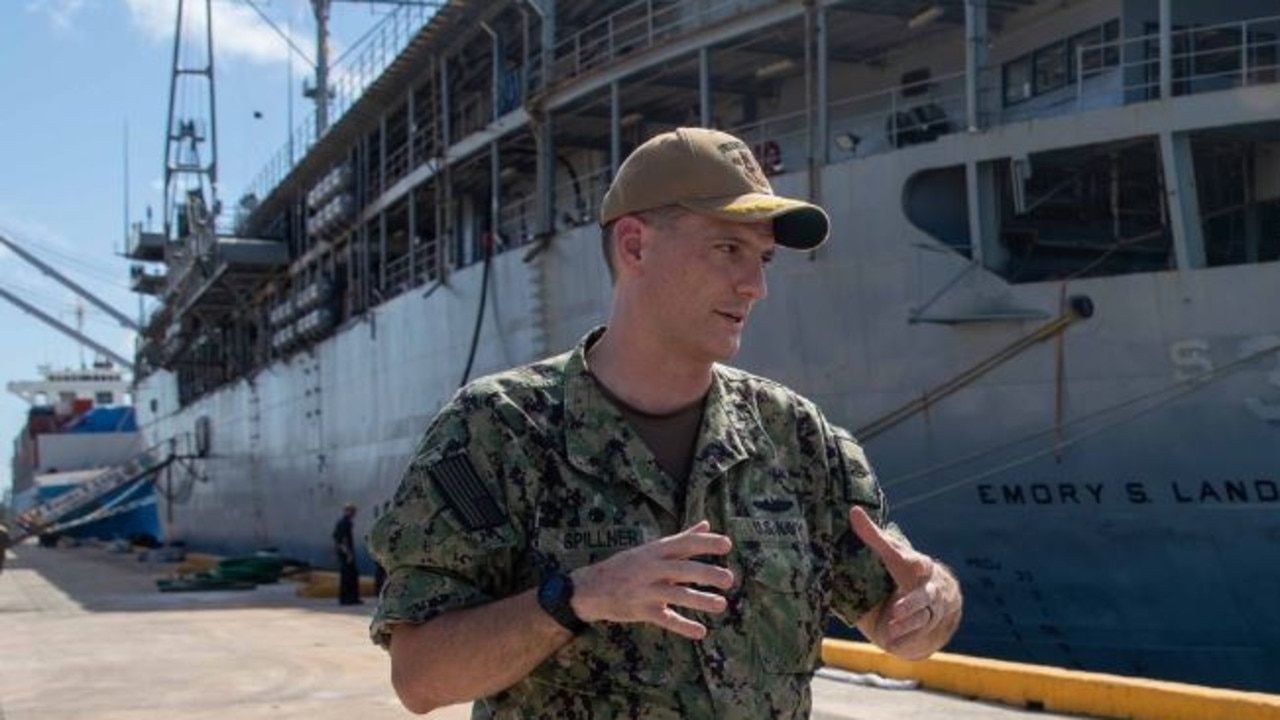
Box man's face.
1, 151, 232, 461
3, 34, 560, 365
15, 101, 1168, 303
638, 210, 775, 365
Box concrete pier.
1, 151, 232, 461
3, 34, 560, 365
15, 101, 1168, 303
0, 542, 1084, 720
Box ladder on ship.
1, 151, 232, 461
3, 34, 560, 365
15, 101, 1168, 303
12, 441, 179, 543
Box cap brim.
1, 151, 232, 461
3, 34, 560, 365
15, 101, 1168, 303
680, 193, 830, 250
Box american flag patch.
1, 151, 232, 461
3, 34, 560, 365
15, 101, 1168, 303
429, 454, 506, 531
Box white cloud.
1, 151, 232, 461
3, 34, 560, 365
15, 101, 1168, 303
122, 0, 172, 40
125, 0, 309, 69
25, 0, 90, 31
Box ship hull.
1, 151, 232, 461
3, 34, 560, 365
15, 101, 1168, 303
131, 0, 1280, 693
138, 139, 1280, 692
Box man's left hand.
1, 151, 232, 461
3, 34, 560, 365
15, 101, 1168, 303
849, 506, 962, 660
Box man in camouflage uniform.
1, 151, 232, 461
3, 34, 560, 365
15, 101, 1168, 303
370, 127, 963, 718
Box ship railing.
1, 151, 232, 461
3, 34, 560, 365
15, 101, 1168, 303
452, 92, 494, 143
382, 236, 444, 298
724, 108, 810, 176
1025, 14, 1280, 122
384, 252, 413, 293
554, 165, 613, 233
243, 3, 437, 208
553, 0, 772, 86
412, 117, 442, 169
385, 137, 413, 191
828, 70, 968, 160
1149, 14, 1280, 94
499, 194, 540, 247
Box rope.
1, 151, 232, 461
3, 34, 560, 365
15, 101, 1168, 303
856, 298, 1091, 441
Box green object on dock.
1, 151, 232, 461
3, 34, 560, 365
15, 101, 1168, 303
156, 554, 310, 592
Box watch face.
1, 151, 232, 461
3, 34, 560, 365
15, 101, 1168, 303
539, 573, 567, 604
538, 571, 586, 633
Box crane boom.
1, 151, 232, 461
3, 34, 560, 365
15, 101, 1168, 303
0, 286, 135, 371
0, 231, 139, 331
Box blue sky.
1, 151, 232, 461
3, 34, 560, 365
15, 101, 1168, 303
0, 0, 398, 500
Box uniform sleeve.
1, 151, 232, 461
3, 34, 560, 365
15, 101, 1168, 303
368, 388, 523, 649
824, 422, 907, 627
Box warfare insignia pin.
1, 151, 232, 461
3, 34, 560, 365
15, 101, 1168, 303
752, 496, 795, 513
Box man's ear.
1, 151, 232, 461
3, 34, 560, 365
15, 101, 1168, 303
612, 215, 646, 271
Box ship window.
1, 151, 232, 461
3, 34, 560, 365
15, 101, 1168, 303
1067, 27, 1102, 79
1033, 41, 1068, 94
95, 392, 114, 405
1003, 19, 1120, 106
1003, 54, 1033, 105
1068, 21, 1119, 78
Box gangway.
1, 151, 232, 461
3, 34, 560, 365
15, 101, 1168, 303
13, 441, 178, 542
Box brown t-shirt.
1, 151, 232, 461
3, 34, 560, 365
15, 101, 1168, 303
592, 378, 706, 483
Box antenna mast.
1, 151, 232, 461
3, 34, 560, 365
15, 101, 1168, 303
305, 0, 334, 138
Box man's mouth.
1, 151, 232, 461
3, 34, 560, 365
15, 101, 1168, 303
717, 310, 745, 324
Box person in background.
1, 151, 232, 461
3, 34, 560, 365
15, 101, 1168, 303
333, 503, 361, 605
370, 502, 388, 597
0, 522, 10, 575
370, 127, 963, 718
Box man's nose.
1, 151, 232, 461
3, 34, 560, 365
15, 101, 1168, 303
736, 260, 768, 300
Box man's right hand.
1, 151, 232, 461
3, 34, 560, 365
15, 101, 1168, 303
568, 520, 735, 640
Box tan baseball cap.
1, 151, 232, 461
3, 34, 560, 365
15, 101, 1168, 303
599, 127, 830, 250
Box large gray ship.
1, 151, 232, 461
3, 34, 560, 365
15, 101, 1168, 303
124, 0, 1279, 694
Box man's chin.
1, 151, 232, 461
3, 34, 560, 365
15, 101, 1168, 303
710, 337, 742, 363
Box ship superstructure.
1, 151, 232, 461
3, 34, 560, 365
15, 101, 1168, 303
125, 0, 1280, 692
9, 362, 134, 496
6, 361, 166, 543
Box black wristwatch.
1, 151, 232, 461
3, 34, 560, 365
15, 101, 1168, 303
537, 570, 588, 634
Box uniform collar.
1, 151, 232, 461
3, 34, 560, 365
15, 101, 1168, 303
563, 328, 764, 517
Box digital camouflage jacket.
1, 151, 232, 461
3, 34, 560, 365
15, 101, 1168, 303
369, 330, 900, 719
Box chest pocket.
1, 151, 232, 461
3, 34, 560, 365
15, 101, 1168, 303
730, 516, 821, 675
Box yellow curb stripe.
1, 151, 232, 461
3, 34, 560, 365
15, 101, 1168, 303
821, 639, 1280, 720
294, 570, 378, 598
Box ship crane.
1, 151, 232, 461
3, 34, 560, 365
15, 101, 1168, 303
158, 0, 446, 249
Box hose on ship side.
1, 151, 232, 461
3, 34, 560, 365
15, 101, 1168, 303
458, 234, 494, 388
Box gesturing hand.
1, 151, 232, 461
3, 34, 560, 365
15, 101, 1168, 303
569, 520, 736, 640
849, 506, 961, 659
